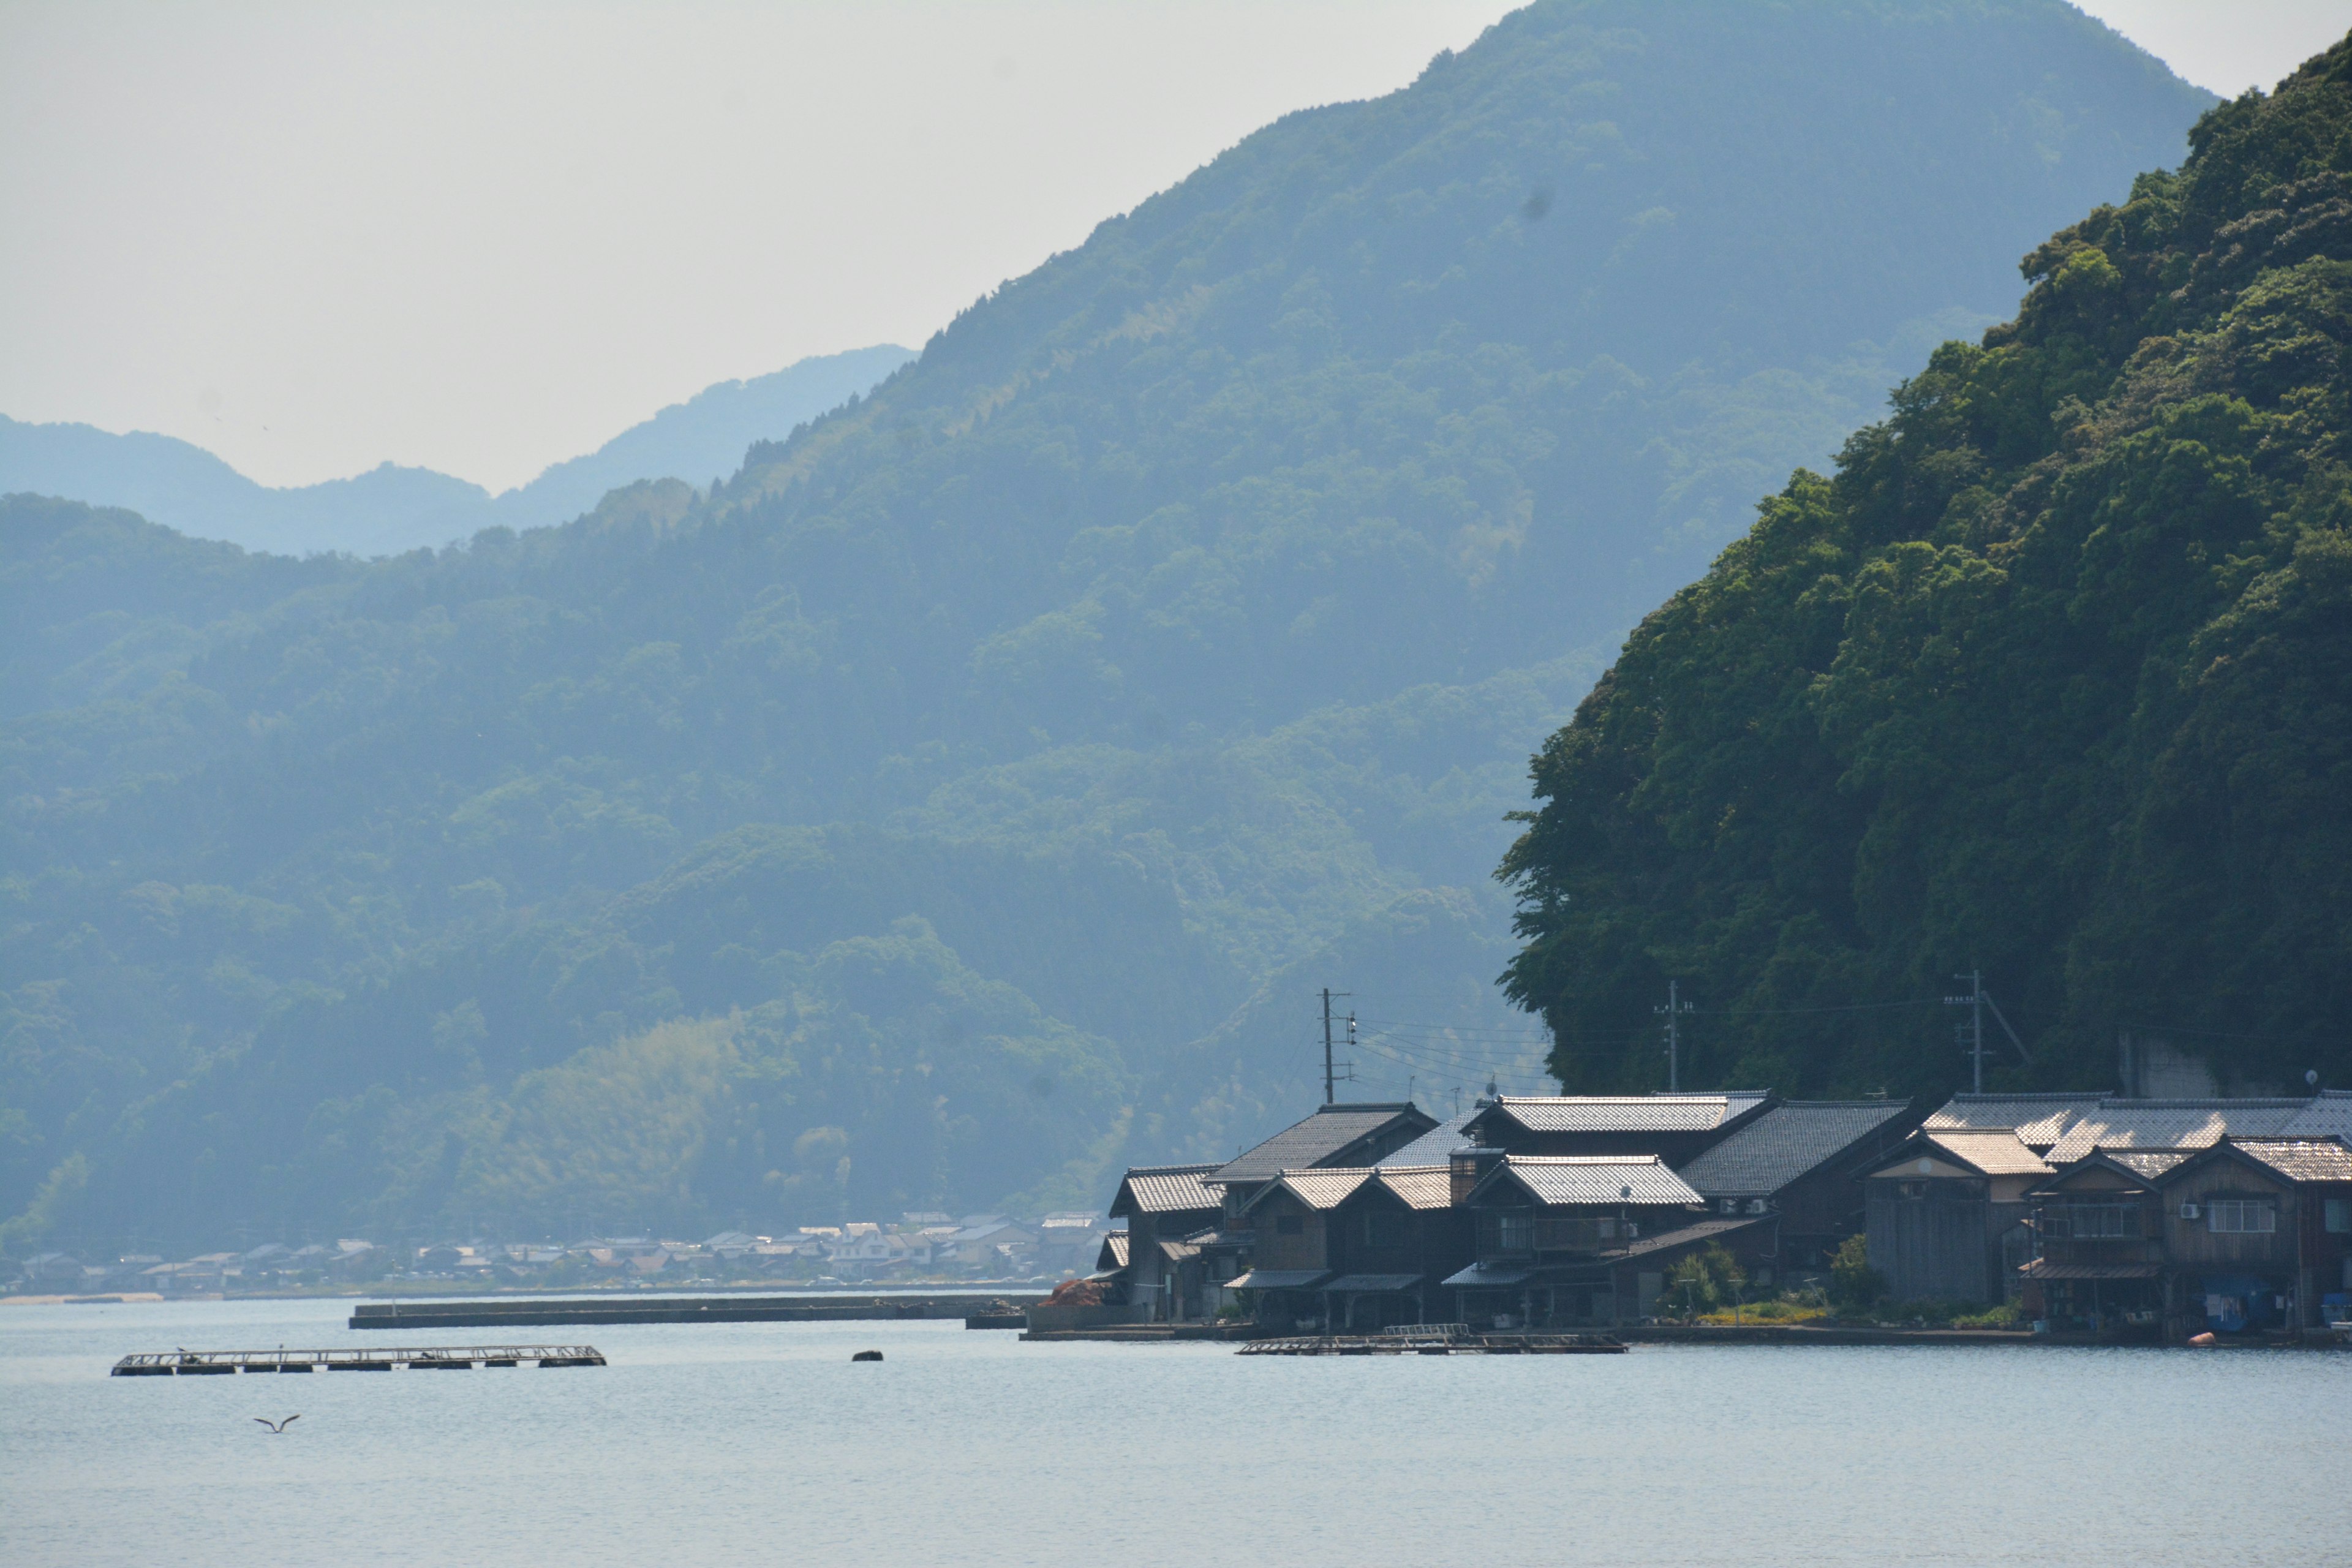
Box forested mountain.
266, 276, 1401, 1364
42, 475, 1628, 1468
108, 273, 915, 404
1, 0, 2210, 1250
1504, 31, 2352, 1102
0, 345, 913, 559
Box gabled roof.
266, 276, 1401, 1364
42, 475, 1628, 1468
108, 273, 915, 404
1109, 1164, 1222, 1219
1098, 1232, 1130, 1271
2185, 1136, 2352, 1185
1476, 1154, 1702, 1207
1208, 1104, 1436, 1186
2043, 1099, 2305, 1163
2102, 1149, 2193, 1180
1924, 1093, 2108, 1151
1241, 1167, 1374, 1215
2280, 1091, 2352, 1142
1376, 1109, 1477, 1167
1875, 1128, 2052, 1178
1679, 1101, 1916, 1198
1374, 1166, 1455, 1211
2027, 1148, 2179, 1195
1477, 1092, 1771, 1136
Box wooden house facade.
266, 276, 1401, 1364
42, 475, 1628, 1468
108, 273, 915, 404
1863, 1128, 2051, 1303
2016, 1150, 2180, 1337
1104, 1164, 1221, 1322
2154, 1138, 2352, 1337
1448, 1152, 1773, 1327
1676, 1100, 1920, 1275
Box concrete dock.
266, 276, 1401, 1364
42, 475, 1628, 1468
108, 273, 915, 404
350, 1292, 1044, 1330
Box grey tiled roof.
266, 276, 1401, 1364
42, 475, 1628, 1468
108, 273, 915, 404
1924, 1093, 2108, 1150
1378, 1109, 1477, 1167
2044, 1100, 2304, 1163
1210, 1104, 1431, 1185
2280, 1091, 2352, 1141
1487, 1093, 1770, 1134
1490, 1155, 1702, 1206
1243, 1168, 1374, 1213
2222, 1137, 2352, 1183
1679, 1101, 1915, 1197
1913, 1129, 2056, 1177
1109, 1164, 1222, 1218
2101, 1149, 2192, 1179
1374, 1166, 1455, 1210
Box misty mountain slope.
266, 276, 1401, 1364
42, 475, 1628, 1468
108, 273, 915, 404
1501, 29, 2352, 1101
0, 345, 913, 558
0, 0, 2213, 1246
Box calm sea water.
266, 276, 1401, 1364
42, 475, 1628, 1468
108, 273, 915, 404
4, 1298, 2346, 1567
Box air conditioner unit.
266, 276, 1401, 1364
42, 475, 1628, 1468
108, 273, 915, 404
2179, 1203, 2201, 1220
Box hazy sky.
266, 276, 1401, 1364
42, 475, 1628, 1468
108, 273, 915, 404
2, 1, 2344, 493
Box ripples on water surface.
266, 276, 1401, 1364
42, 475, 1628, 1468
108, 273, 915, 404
4, 1298, 2347, 1566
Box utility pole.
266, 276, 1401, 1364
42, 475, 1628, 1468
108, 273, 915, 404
1947, 969, 2032, 1091
1321, 988, 1351, 1104
1949, 968, 1988, 1093
1656, 981, 1692, 1093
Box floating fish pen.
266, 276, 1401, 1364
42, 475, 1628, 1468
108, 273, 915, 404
1239, 1324, 1625, 1356
111, 1346, 606, 1376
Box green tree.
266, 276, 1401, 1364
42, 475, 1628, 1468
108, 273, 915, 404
1828, 1235, 1887, 1314
1502, 33, 2352, 1101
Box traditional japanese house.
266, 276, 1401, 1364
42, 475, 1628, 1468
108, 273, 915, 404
1461, 1093, 1773, 1164
1227, 1164, 1472, 1330
1447, 1152, 1768, 1327
1104, 1164, 1220, 1322
2156, 1136, 2352, 1338
1676, 1099, 1921, 1276
1196, 1101, 1437, 1310
1863, 1127, 2052, 1303
2018, 1149, 2183, 1338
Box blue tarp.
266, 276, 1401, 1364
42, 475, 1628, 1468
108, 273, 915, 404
2200, 1274, 2275, 1332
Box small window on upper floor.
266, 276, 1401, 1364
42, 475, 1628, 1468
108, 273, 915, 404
2323, 1198, 2350, 1235
2207, 1199, 2276, 1234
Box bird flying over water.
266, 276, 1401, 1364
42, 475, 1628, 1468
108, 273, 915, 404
254, 1415, 300, 1433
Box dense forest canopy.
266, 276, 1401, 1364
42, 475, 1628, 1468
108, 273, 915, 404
1502, 31, 2352, 1101
0, 0, 2209, 1250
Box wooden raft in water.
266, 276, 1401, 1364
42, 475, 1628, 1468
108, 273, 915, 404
1239, 1325, 1625, 1356
111, 1345, 606, 1376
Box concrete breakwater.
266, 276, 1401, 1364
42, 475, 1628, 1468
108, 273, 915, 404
350, 1292, 1044, 1330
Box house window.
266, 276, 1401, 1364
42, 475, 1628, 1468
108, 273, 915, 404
1358, 1212, 1409, 1250
1898, 1181, 1928, 1200
1275, 1214, 1303, 1237
1479, 1210, 1533, 1256
2326, 1199, 2351, 1235
2207, 1200, 2276, 1234
2042, 1203, 2138, 1239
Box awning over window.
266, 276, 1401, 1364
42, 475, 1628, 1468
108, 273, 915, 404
1442, 1262, 1532, 1289
2022, 1261, 2162, 1280
1321, 1273, 1423, 1294
1226, 1269, 1330, 1291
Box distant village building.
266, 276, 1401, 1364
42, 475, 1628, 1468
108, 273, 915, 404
1093, 1091, 1923, 1332
1864, 1090, 2352, 1336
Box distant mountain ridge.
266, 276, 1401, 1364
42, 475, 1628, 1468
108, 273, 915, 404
0, 344, 915, 557
1, 0, 2217, 1251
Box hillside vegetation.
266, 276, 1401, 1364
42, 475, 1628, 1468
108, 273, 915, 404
0, 0, 2209, 1248
1503, 32, 2352, 1099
